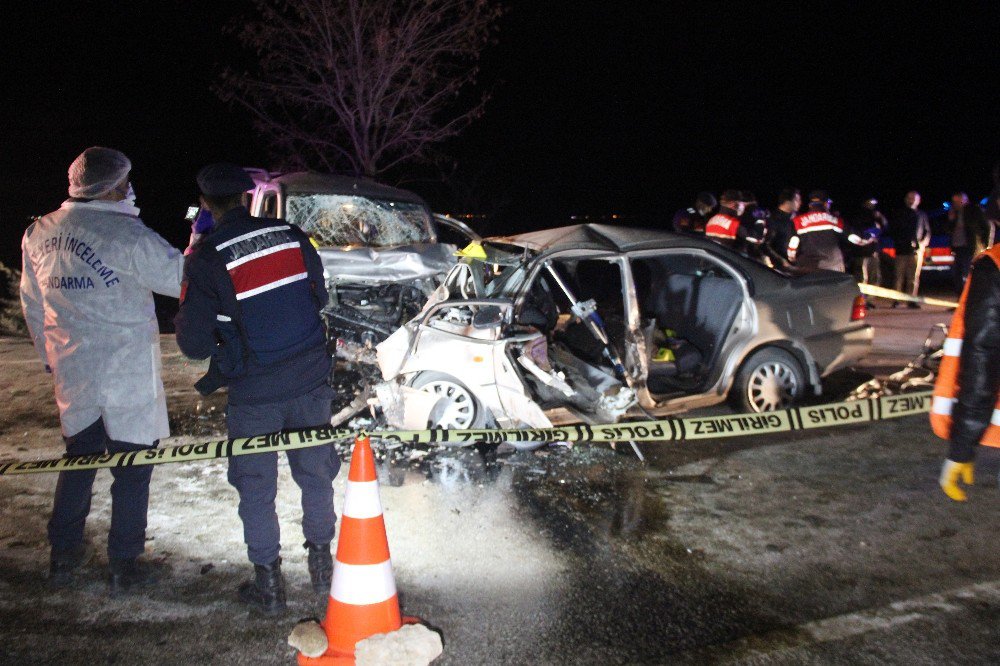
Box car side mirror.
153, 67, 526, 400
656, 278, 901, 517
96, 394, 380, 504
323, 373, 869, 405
472, 305, 503, 329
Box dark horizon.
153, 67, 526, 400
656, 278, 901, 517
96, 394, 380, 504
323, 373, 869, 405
2, 1, 999, 268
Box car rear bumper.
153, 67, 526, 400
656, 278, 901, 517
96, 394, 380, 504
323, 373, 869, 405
815, 323, 874, 376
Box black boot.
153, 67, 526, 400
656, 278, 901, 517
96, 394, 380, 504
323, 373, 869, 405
49, 542, 94, 589
108, 557, 159, 596
304, 541, 333, 595
238, 558, 287, 616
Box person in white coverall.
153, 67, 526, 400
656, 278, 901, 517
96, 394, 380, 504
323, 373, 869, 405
20, 147, 184, 592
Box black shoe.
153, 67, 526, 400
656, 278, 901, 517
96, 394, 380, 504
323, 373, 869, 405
49, 543, 94, 588
108, 557, 160, 596
238, 558, 287, 616
907, 302, 921, 309
304, 541, 333, 595
890, 301, 899, 309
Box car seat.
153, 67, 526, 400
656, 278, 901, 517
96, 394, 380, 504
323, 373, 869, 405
645, 273, 742, 392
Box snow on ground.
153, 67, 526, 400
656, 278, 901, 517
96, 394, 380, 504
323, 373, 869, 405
0, 335, 570, 664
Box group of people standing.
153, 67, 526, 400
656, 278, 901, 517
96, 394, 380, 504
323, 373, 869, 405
674, 187, 997, 299
20, 148, 335, 616
674, 188, 877, 274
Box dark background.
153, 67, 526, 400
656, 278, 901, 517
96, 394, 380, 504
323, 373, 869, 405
2, 1, 999, 269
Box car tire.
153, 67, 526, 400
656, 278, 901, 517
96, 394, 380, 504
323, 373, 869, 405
410, 371, 486, 429
730, 347, 805, 413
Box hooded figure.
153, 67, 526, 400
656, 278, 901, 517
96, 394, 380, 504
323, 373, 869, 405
20, 146, 184, 591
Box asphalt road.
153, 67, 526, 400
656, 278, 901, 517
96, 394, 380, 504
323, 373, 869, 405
0, 299, 996, 664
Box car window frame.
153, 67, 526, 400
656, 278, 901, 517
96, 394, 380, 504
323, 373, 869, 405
512, 249, 625, 321
433, 213, 482, 245
625, 246, 752, 299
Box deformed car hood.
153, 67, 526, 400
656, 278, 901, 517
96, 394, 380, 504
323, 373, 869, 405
318, 242, 456, 283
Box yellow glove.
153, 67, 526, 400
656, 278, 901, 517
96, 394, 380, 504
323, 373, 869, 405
653, 347, 675, 362
939, 460, 974, 502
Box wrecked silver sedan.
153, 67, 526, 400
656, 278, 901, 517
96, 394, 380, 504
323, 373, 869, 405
374, 224, 872, 435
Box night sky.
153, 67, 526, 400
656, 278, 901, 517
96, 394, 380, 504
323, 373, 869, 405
3, 1, 999, 268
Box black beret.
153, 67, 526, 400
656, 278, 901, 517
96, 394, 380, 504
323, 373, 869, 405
197, 163, 255, 196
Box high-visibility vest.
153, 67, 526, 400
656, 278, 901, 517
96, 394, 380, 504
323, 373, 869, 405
930, 244, 1000, 447
705, 213, 740, 241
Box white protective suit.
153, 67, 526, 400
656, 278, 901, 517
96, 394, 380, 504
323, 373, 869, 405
20, 200, 184, 444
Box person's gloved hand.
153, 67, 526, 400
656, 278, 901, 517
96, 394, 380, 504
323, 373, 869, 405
939, 459, 974, 501
193, 208, 215, 234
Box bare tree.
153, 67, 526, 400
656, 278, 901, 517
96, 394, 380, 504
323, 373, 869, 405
216, 0, 503, 178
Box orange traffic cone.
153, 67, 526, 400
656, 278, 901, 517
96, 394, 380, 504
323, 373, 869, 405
298, 434, 402, 665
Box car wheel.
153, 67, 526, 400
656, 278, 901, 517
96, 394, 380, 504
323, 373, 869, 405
731, 348, 805, 413
410, 372, 485, 429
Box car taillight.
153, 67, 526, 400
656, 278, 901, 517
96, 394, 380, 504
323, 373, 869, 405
851, 294, 867, 321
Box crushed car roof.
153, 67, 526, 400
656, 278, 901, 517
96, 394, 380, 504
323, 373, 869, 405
495, 223, 722, 254
271, 172, 428, 205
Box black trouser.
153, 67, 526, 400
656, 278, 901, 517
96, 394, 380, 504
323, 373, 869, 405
48, 419, 155, 561
952, 246, 974, 293
894, 254, 919, 295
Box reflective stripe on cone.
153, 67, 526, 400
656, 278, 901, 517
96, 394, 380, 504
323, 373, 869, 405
342, 480, 383, 519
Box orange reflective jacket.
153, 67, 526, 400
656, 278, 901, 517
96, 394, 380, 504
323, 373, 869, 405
930, 245, 1000, 447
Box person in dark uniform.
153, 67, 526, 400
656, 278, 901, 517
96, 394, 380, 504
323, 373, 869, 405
704, 190, 747, 249
788, 190, 872, 272
671, 192, 716, 234
766, 187, 801, 267
738, 191, 769, 261
847, 197, 887, 304
174, 164, 338, 617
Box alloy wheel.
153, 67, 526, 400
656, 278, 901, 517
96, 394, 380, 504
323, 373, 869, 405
746, 361, 800, 412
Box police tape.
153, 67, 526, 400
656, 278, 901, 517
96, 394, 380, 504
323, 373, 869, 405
858, 283, 958, 308
0, 391, 933, 476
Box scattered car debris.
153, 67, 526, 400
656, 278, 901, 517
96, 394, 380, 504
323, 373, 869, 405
848, 324, 947, 399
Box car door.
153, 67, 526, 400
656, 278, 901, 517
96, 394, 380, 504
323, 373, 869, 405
626, 248, 754, 399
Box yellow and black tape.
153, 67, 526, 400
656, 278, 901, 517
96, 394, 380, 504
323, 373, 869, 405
858, 283, 958, 308
0, 392, 932, 476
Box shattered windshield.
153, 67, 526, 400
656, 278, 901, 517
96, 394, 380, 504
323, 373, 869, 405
285, 194, 433, 248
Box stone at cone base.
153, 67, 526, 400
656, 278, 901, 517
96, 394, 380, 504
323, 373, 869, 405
354, 624, 443, 666
288, 620, 329, 658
